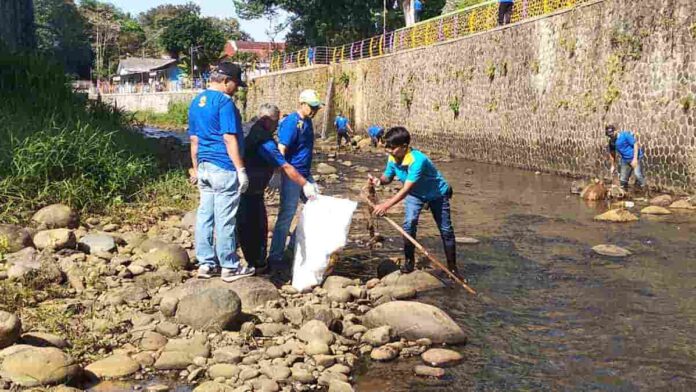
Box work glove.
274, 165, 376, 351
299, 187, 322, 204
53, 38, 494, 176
238, 168, 249, 193
268, 171, 281, 191
302, 182, 320, 200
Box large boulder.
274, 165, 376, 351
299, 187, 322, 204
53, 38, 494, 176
594, 209, 638, 223
33, 229, 76, 251
364, 301, 466, 344
78, 234, 117, 254
0, 346, 80, 386
669, 199, 696, 210
580, 181, 607, 201
84, 354, 140, 378
159, 277, 280, 313
142, 244, 190, 270
297, 320, 334, 345
0, 311, 21, 349
381, 270, 445, 293
31, 204, 78, 229
176, 288, 242, 331
649, 194, 673, 207
0, 224, 33, 253
640, 206, 671, 215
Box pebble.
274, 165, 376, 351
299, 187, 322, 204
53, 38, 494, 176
146, 384, 170, 392
370, 345, 398, 361
421, 348, 463, 367
592, 244, 632, 257
414, 365, 446, 378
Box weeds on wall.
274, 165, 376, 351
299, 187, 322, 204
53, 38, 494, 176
690, 23, 696, 39
339, 72, 351, 87
559, 35, 577, 57
485, 62, 496, 82
556, 100, 570, 110
609, 26, 643, 61
486, 99, 498, 112
449, 97, 460, 119
530, 60, 540, 74
603, 54, 623, 111
680, 94, 694, 112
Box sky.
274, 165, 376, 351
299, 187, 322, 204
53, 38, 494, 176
104, 0, 290, 41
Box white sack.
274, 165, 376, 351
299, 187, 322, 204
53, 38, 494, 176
292, 195, 358, 291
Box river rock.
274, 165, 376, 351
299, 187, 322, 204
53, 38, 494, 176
649, 194, 673, 207
181, 211, 196, 230
382, 270, 445, 293
292, 368, 316, 383
239, 367, 260, 381
364, 301, 466, 344
640, 206, 671, 215
297, 320, 334, 345
32, 204, 78, 229
154, 351, 193, 370
305, 341, 331, 355
592, 244, 632, 257
33, 229, 76, 250
317, 163, 338, 175
328, 380, 354, 392
139, 331, 168, 351
85, 354, 140, 378
208, 363, 240, 379
0, 224, 33, 253
78, 233, 117, 254
138, 238, 169, 252
142, 244, 190, 270
421, 348, 463, 367
212, 346, 243, 364
414, 365, 446, 378
0, 346, 79, 386
455, 236, 480, 244
669, 199, 696, 210
594, 209, 639, 223
323, 276, 355, 291
580, 181, 607, 201
327, 287, 352, 303
121, 232, 147, 247
0, 311, 21, 349
361, 326, 391, 346
370, 345, 398, 361
159, 277, 280, 313
20, 332, 68, 349
261, 365, 291, 381
193, 381, 236, 392
176, 288, 242, 332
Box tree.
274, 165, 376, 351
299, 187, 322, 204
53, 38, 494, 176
79, 0, 122, 78
208, 17, 252, 41
118, 16, 145, 57
34, 0, 92, 77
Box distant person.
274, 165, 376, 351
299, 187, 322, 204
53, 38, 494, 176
237, 103, 318, 273
414, 0, 424, 23
605, 125, 646, 192
334, 112, 354, 148
188, 62, 252, 282
368, 125, 385, 147
368, 127, 458, 276
498, 0, 514, 26
308, 47, 316, 66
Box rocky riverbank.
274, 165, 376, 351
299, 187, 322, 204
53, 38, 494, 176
0, 138, 469, 392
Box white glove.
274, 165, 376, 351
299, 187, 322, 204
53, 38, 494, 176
268, 171, 281, 191
302, 182, 320, 200
237, 168, 249, 193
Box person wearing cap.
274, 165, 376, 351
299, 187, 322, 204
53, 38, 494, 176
334, 111, 354, 149
605, 124, 646, 192
188, 62, 254, 282
237, 103, 319, 272
267, 89, 322, 285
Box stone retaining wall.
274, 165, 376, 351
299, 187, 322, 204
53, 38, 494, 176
100, 91, 199, 114
247, 0, 696, 193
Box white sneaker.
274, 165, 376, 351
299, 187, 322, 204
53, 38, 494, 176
221, 266, 256, 283
197, 265, 217, 279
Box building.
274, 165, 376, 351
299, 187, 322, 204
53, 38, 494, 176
223, 40, 286, 77
112, 57, 182, 93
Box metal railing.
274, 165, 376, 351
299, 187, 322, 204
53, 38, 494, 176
270, 0, 589, 73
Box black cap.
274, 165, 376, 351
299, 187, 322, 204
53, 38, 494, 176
216, 62, 247, 87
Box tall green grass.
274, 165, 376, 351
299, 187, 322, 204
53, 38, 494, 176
0, 53, 184, 222
133, 100, 190, 130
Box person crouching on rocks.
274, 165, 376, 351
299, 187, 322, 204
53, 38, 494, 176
367, 124, 384, 147
236, 103, 319, 274
368, 127, 459, 276
605, 124, 646, 194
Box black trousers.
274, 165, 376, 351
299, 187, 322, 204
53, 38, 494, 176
236, 193, 268, 268
498, 3, 514, 25
337, 132, 351, 146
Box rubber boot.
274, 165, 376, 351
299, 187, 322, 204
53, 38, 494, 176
401, 257, 415, 274
445, 244, 460, 276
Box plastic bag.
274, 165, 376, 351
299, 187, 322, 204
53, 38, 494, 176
292, 195, 358, 291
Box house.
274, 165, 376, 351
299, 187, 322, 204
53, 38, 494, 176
113, 57, 182, 92
223, 40, 286, 77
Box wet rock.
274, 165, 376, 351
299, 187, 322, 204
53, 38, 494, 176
139, 331, 168, 351
669, 199, 696, 210
85, 354, 140, 378
0, 311, 21, 349
133, 352, 156, 367
364, 301, 466, 344
594, 209, 639, 223
361, 326, 391, 346
0, 346, 80, 386
33, 229, 76, 250
146, 384, 170, 392
32, 204, 78, 229
317, 163, 338, 175
328, 380, 354, 392
327, 287, 352, 303
160, 277, 280, 313
370, 345, 398, 362
640, 206, 671, 215
455, 236, 480, 244
318, 371, 349, 386
20, 332, 68, 349
208, 363, 240, 379
592, 244, 632, 257
382, 270, 445, 293
162, 335, 210, 359
0, 224, 33, 253
421, 348, 463, 367
176, 288, 242, 332
414, 365, 445, 378
649, 194, 673, 207
389, 286, 416, 300
580, 181, 607, 201
142, 244, 190, 271
298, 320, 334, 345
78, 233, 117, 254
193, 381, 236, 392
343, 324, 367, 337
159, 296, 180, 317
154, 351, 193, 370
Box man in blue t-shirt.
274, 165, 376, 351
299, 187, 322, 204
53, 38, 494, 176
188, 62, 253, 282
369, 127, 458, 275
367, 125, 384, 147
605, 124, 646, 192
414, 0, 424, 23
268, 89, 323, 285
237, 103, 318, 272
498, 0, 514, 26
334, 112, 354, 148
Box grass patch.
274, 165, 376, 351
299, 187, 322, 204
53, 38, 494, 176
133, 100, 189, 130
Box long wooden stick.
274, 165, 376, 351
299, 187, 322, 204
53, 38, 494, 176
361, 188, 477, 295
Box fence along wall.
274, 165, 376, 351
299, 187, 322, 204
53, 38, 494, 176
247, 0, 696, 193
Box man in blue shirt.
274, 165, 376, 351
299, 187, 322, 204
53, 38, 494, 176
369, 127, 458, 275
498, 0, 514, 26
188, 62, 253, 282
414, 0, 424, 23
268, 89, 322, 285
334, 112, 354, 148
605, 124, 646, 192
237, 103, 318, 272
367, 124, 384, 147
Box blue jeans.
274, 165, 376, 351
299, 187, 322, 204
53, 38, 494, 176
268, 173, 304, 269
195, 162, 241, 270
619, 157, 646, 189
403, 193, 457, 270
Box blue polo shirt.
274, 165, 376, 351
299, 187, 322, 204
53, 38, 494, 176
278, 111, 314, 177
414, 0, 423, 11
257, 140, 287, 168
368, 125, 384, 139
188, 89, 243, 171
383, 148, 451, 202
615, 131, 644, 161
334, 116, 349, 133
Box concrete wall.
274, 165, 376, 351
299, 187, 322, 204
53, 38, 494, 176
101, 91, 199, 114
247, 0, 696, 193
